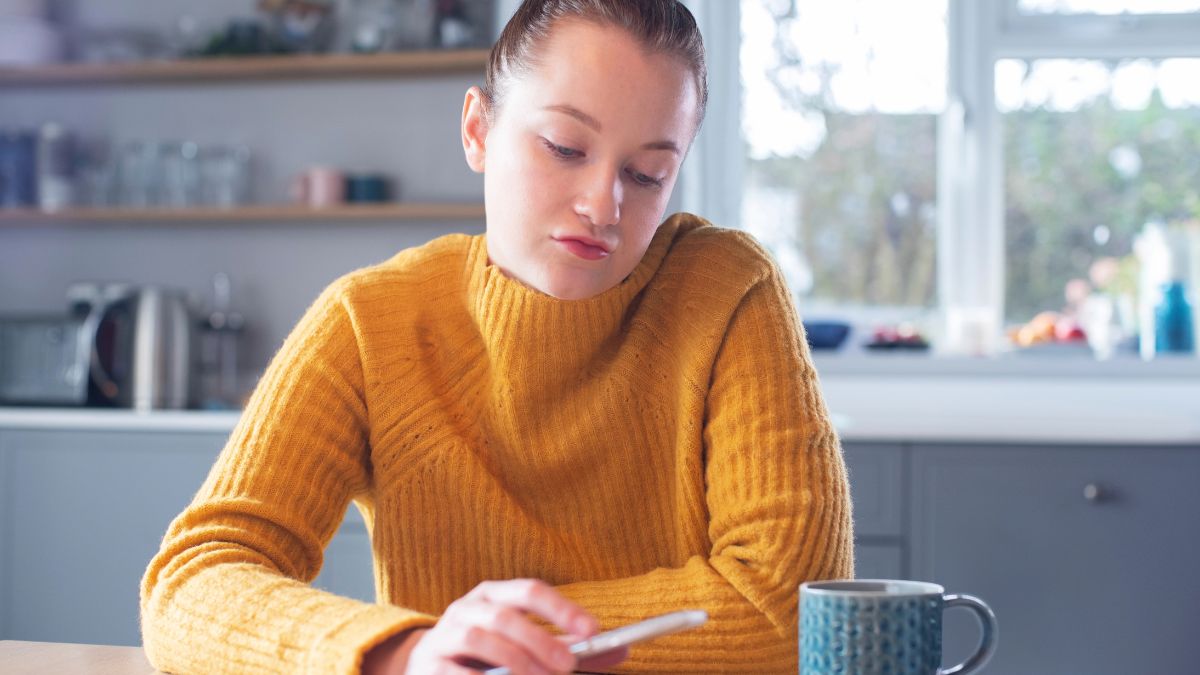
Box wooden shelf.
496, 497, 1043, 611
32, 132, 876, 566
0, 203, 486, 223
0, 49, 490, 87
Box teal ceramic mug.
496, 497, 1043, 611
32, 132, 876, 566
800, 579, 997, 675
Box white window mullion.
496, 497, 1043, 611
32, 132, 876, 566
938, 0, 1006, 355
678, 0, 742, 228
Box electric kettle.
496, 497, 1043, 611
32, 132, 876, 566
69, 282, 196, 410
129, 285, 194, 410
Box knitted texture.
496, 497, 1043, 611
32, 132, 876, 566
140, 213, 854, 674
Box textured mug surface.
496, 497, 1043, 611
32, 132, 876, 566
800, 580, 996, 675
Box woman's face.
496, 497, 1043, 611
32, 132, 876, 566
462, 19, 700, 300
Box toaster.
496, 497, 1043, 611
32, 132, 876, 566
0, 313, 93, 405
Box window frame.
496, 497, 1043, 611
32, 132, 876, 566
948, 0, 1200, 353
677, 0, 743, 230
1000, 1, 1200, 59
689, 0, 1200, 358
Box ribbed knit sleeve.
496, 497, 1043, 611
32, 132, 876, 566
139, 280, 436, 675
553, 265, 854, 673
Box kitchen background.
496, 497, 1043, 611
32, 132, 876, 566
0, 0, 519, 401
2, 2, 1199, 674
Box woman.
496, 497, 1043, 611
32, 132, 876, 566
140, 1, 853, 673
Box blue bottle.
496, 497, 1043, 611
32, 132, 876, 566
0, 131, 38, 207
1155, 281, 1195, 354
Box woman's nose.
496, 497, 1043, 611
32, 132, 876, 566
574, 164, 622, 227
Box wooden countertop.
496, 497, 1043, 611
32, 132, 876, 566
0, 640, 157, 674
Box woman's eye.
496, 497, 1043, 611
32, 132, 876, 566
543, 140, 582, 159
628, 169, 664, 188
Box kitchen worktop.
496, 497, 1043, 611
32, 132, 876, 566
0, 640, 155, 675
3, 373, 1197, 444
0, 407, 241, 433
819, 375, 1200, 444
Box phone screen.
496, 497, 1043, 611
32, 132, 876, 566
482, 609, 708, 674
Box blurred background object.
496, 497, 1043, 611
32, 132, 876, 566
0, 0, 64, 64
258, 0, 336, 54
197, 272, 246, 410
34, 122, 76, 211
343, 0, 401, 53
434, 0, 474, 48
866, 323, 931, 351
0, 130, 39, 207
802, 320, 852, 351
74, 26, 169, 63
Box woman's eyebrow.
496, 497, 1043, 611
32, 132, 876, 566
544, 103, 602, 130
543, 103, 681, 155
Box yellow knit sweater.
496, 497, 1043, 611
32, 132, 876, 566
140, 213, 853, 674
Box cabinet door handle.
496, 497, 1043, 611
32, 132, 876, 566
1083, 483, 1105, 502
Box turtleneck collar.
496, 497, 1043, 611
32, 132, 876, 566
463, 216, 681, 379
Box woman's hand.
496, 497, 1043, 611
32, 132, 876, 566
363, 578, 628, 674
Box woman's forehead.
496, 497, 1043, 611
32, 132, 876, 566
505, 20, 700, 138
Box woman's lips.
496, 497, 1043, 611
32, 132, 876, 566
556, 237, 610, 260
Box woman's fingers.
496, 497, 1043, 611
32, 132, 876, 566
415, 620, 555, 675
450, 625, 554, 675
445, 598, 576, 673
465, 579, 598, 637
406, 579, 612, 674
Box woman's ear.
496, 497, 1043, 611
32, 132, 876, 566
462, 86, 490, 173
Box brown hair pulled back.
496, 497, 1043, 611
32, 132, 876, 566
484, 0, 708, 129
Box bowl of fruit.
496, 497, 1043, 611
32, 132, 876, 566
1008, 311, 1091, 355
864, 323, 931, 351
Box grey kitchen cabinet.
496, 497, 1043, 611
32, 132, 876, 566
0, 427, 376, 646
843, 443, 906, 580
853, 542, 904, 580
314, 506, 377, 603
911, 444, 1200, 675
0, 428, 224, 646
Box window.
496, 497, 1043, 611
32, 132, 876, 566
999, 58, 1200, 322
727, 0, 1200, 357
740, 0, 946, 325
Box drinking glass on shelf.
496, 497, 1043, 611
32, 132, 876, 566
393, 0, 436, 50
76, 139, 117, 207
116, 139, 159, 208
200, 144, 252, 208
345, 0, 399, 53
169, 14, 210, 58
160, 141, 201, 208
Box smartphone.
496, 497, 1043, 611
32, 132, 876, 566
481, 609, 708, 674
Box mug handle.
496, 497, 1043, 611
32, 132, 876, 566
938, 593, 998, 675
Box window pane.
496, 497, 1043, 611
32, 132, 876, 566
740, 0, 946, 315
1017, 0, 1200, 14
999, 58, 1200, 322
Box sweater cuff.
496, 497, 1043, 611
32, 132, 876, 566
305, 604, 437, 675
